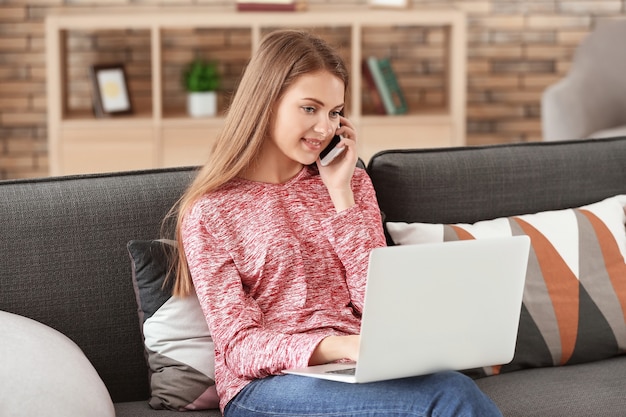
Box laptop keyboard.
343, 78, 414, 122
325, 367, 356, 375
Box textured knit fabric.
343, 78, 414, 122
181, 166, 386, 412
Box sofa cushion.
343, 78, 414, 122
114, 401, 219, 417
387, 194, 626, 375
128, 239, 219, 411
475, 355, 626, 417
0, 311, 115, 417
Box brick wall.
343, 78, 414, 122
1, 0, 625, 179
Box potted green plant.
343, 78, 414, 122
182, 59, 221, 117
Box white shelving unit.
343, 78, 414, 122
46, 8, 466, 175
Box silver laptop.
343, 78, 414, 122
283, 235, 530, 383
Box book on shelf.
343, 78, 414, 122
365, 56, 408, 115
378, 57, 408, 114
361, 59, 386, 115
366, 56, 394, 114
236, 0, 307, 12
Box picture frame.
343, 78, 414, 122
90, 63, 133, 117
368, 0, 409, 8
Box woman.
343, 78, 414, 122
171, 29, 502, 417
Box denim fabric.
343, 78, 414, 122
224, 372, 502, 417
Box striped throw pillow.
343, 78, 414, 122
387, 195, 626, 376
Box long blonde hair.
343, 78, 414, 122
169, 29, 349, 296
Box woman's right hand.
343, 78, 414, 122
308, 335, 360, 366
317, 115, 358, 213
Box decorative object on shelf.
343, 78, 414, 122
361, 59, 386, 115
182, 58, 221, 118
90, 63, 133, 117
368, 0, 409, 8
378, 57, 408, 114
365, 56, 408, 115
236, 0, 307, 12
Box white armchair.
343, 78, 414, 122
541, 20, 626, 141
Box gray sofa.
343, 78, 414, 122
1, 137, 625, 417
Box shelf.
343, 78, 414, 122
360, 111, 453, 125
46, 8, 466, 175
62, 110, 153, 126
161, 116, 224, 127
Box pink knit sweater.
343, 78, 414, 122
181, 166, 386, 412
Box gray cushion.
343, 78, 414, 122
476, 355, 626, 417
114, 401, 217, 417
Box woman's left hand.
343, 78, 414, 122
317, 115, 358, 212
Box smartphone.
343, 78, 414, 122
319, 133, 345, 166
319, 114, 346, 166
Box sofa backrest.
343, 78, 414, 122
0, 167, 197, 403
368, 137, 626, 226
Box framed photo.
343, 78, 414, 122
369, 0, 409, 8
90, 63, 133, 117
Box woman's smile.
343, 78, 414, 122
302, 137, 324, 152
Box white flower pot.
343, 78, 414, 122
187, 91, 217, 117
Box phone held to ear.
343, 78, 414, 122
319, 133, 346, 166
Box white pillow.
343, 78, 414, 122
0, 311, 115, 417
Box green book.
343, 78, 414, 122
367, 56, 395, 115
377, 57, 408, 115
361, 58, 386, 115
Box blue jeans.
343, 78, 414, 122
224, 372, 502, 417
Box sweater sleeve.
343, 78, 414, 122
182, 204, 329, 379
320, 169, 387, 313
